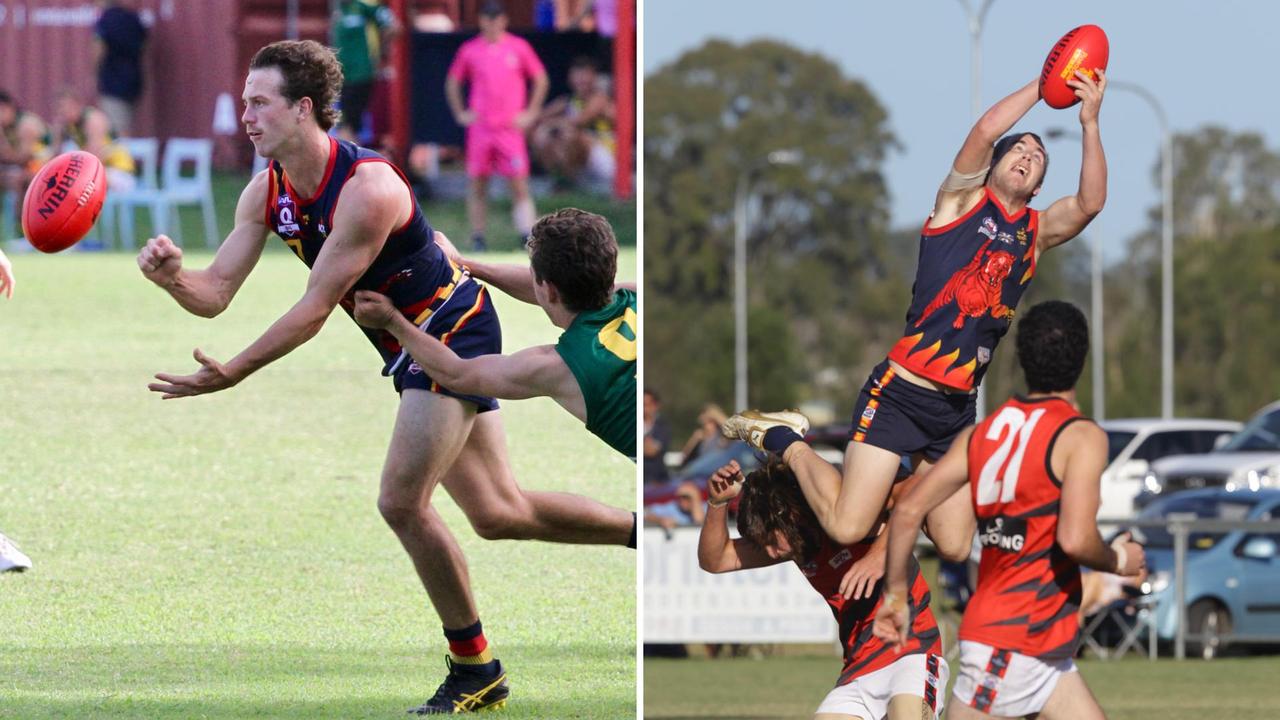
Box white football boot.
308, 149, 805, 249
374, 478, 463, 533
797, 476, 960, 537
722, 409, 811, 452
0, 531, 32, 572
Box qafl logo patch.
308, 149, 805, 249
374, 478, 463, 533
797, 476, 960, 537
978, 216, 998, 240
276, 194, 300, 235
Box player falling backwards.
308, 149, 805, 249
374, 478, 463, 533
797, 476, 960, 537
725, 68, 1109, 585
353, 208, 636, 460
874, 301, 1145, 720
137, 40, 634, 715
699, 457, 950, 720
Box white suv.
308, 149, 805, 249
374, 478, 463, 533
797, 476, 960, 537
1098, 418, 1241, 521
1139, 401, 1280, 506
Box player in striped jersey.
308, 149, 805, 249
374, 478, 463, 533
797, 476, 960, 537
875, 301, 1145, 719
699, 457, 948, 720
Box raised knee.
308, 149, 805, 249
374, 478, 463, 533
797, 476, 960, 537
467, 500, 537, 541
378, 492, 429, 533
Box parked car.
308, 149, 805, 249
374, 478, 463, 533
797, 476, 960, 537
1130, 488, 1280, 659
1136, 401, 1280, 509
1099, 418, 1240, 521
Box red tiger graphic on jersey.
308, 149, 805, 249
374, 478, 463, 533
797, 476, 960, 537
915, 239, 1017, 330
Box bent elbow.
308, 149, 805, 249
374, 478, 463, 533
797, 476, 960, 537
1056, 532, 1085, 560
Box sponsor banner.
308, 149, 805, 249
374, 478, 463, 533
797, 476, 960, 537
643, 527, 838, 644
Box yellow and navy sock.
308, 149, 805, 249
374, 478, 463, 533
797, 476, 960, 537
444, 620, 498, 674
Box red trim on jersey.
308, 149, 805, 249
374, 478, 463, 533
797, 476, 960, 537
924, 653, 940, 712
921, 188, 990, 237
263, 163, 278, 227
281, 136, 339, 206
987, 186, 1030, 223
328, 157, 416, 235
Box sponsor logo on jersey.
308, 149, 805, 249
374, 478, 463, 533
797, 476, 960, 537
979, 515, 1027, 552
1016, 227, 1028, 245
997, 231, 1015, 245
800, 561, 818, 578
978, 216, 998, 240
977, 346, 991, 365
829, 548, 852, 569
407, 362, 423, 375
861, 405, 877, 422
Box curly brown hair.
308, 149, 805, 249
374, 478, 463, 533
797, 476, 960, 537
249, 40, 343, 131
736, 460, 825, 563
526, 208, 618, 314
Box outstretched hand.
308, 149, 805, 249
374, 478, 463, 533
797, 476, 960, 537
433, 230, 463, 266
0, 247, 14, 299
839, 546, 886, 600
149, 348, 241, 399
1070, 68, 1107, 126
352, 290, 399, 330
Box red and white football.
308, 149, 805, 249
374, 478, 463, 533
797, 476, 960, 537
21, 151, 108, 253
1039, 24, 1109, 109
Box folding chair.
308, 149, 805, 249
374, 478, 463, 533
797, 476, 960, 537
116, 138, 219, 247
100, 137, 159, 249
1081, 592, 1157, 660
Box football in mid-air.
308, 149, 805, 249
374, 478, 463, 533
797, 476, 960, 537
1039, 24, 1109, 109
22, 150, 107, 253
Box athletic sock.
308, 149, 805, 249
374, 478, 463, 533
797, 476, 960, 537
444, 620, 499, 674
627, 511, 637, 549
763, 426, 804, 455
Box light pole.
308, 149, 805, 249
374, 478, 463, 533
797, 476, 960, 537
1110, 81, 1174, 419
956, 0, 997, 418
1045, 127, 1105, 420
734, 149, 802, 412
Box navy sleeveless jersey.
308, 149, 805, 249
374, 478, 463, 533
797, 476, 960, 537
264, 137, 465, 370
888, 188, 1038, 390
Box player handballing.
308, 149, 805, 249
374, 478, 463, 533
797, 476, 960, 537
353, 208, 636, 460
873, 301, 1145, 719
725, 69, 1109, 580
137, 40, 632, 715
699, 458, 948, 720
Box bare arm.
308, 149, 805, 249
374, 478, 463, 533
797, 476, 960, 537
884, 427, 973, 599
148, 164, 403, 398
1038, 70, 1109, 252
1056, 420, 1144, 574
460, 258, 540, 305
698, 461, 786, 573
137, 170, 272, 318
445, 76, 473, 126
353, 290, 587, 419
930, 79, 1041, 228
873, 427, 973, 649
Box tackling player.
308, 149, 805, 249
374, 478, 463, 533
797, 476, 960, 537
725, 69, 1109, 585
353, 208, 636, 460
137, 40, 632, 715
873, 301, 1145, 720
698, 458, 947, 720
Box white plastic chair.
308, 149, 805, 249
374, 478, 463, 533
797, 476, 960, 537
100, 137, 160, 249
117, 138, 219, 247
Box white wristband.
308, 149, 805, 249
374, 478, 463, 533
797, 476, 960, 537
707, 498, 730, 509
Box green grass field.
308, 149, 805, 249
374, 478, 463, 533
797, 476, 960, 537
0, 245, 637, 718
643, 653, 1279, 719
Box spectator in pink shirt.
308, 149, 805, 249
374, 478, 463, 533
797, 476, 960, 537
445, 0, 549, 251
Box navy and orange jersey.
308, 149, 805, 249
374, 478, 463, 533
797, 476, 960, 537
887, 188, 1038, 391
263, 137, 466, 372
796, 535, 941, 685
959, 395, 1091, 659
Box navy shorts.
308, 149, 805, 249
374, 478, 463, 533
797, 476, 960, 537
389, 281, 501, 413
849, 360, 976, 461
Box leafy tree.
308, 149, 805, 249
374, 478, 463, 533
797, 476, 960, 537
645, 39, 901, 435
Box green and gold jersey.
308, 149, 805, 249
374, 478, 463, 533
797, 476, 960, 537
555, 288, 637, 459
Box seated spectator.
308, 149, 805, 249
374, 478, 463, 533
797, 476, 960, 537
644, 480, 705, 530
51, 89, 136, 192
530, 56, 614, 189
679, 403, 732, 467
0, 91, 52, 205
644, 388, 671, 485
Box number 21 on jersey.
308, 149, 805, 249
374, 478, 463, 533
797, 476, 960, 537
976, 406, 1046, 506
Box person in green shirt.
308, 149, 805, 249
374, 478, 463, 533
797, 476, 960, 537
354, 207, 637, 459
330, 0, 399, 142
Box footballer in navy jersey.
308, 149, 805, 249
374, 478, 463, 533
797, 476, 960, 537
137, 40, 634, 715
726, 69, 1110, 610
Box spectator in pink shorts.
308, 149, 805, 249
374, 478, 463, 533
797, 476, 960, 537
445, 0, 549, 251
